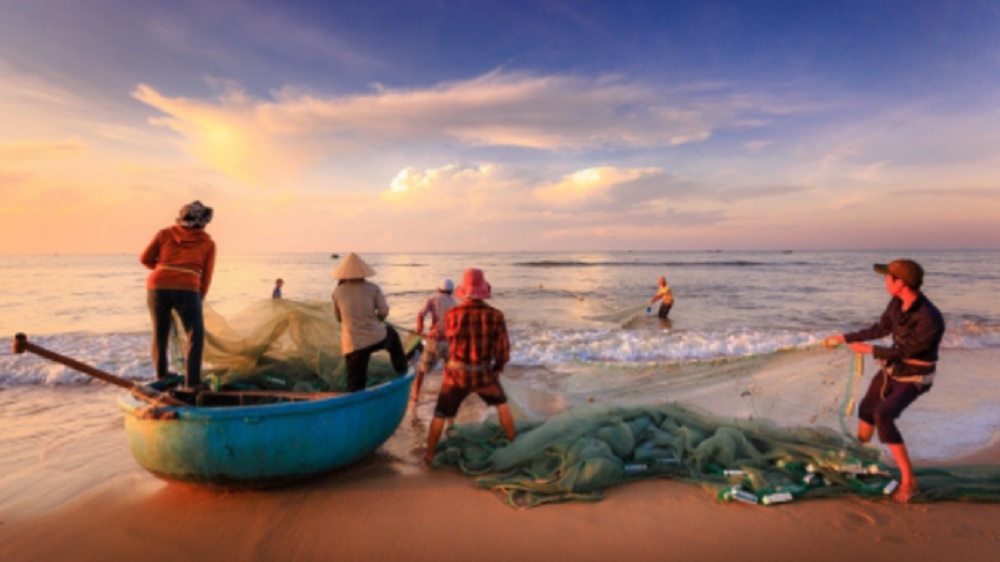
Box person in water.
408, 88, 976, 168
824, 259, 945, 503
272, 278, 284, 299
331, 253, 407, 392
649, 276, 674, 319
140, 201, 216, 390
411, 278, 457, 408
424, 268, 517, 465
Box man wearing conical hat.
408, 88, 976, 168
331, 253, 407, 391
424, 268, 517, 465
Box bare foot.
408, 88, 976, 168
891, 483, 919, 503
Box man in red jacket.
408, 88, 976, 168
140, 201, 216, 390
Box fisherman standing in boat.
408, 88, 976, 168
649, 276, 674, 319
140, 201, 216, 391
411, 278, 457, 409
331, 253, 407, 392
424, 268, 517, 465
824, 259, 945, 504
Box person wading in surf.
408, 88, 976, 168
649, 276, 674, 319
824, 259, 945, 503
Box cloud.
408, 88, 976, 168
897, 187, 1000, 200
360, 161, 756, 251
533, 167, 659, 207
259, 70, 766, 149
133, 83, 325, 187
742, 139, 775, 151
0, 140, 86, 160
382, 163, 523, 219
131, 70, 800, 187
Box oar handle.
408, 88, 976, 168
12, 333, 186, 406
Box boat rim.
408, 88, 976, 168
117, 370, 414, 421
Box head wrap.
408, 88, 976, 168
177, 201, 213, 229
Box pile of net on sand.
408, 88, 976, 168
432, 402, 1000, 508
186, 299, 416, 392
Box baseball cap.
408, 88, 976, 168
874, 259, 923, 290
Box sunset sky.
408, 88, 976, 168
1, 0, 998, 254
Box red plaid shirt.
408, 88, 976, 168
443, 299, 510, 388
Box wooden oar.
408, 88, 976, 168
12, 333, 187, 406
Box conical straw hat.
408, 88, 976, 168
329, 252, 377, 279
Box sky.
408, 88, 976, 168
0, 0, 998, 254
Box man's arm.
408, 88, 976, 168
375, 287, 389, 321
843, 301, 895, 343
139, 230, 162, 270
200, 241, 216, 299
492, 312, 510, 372
415, 298, 431, 334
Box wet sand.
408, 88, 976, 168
2, 350, 1000, 561
2, 444, 999, 562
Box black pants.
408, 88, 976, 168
344, 324, 407, 392
147, 289, 204, 387
658, 302, 673, 319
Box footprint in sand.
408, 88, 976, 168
836, 510, 877, 532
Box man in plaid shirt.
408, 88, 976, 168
423, 268, 518, 465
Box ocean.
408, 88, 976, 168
2, 249, 999, 479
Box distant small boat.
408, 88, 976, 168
117, 371, 414, 487
331, 253, 340, 259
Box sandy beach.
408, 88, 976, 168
3, 348, 1000, 562
2, 444, 999, 562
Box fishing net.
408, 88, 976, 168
174, 299, 418, 392
433, 350, 1000, 507
583, 300, 652, 325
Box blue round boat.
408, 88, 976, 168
117, 371, 414, 487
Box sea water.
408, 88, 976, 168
1, 249, 999, 461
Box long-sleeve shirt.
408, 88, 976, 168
140, 225, 216, 298
333, 280, 389, 354
443, 299, 510, 388
416, 293, 457, 341
844, 294, 945, 364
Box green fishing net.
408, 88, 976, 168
188, 300, 417, 392
432, 353, 1000, 508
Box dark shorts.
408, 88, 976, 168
433, 381, 508, 418
858, 369, 931, 444
658, 302, 673, 319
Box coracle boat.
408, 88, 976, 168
14, 333, 415, 488
118, 371, 414, 487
